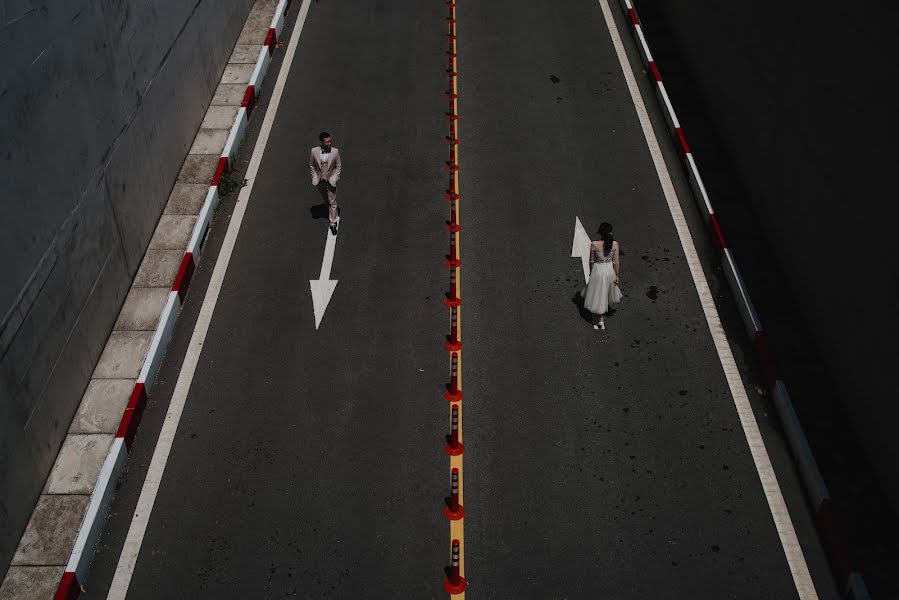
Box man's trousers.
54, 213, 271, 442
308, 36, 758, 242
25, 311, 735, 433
317, 180, 338, 225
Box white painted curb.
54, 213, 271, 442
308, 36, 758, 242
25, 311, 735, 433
136, 291, 181, 393
64, 437, 127, 581
222, 106, 249, 167
187, 186, 221, 257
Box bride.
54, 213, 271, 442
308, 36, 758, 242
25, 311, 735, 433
582, 222, 622, 330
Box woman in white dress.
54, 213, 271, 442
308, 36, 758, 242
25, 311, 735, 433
582, 222, 622, 330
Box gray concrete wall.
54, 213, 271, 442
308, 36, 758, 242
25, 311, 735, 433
639, 2, 899, 503
0, 0, 254, 574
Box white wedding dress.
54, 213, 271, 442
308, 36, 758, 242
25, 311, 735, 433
582, 241, 622, 315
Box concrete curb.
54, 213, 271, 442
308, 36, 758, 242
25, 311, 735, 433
614, 1, 869, 598
51, 2, 292, 598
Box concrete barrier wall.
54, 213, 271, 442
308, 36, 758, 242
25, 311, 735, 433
639, 1, 899, 505
0, 0, 254, 573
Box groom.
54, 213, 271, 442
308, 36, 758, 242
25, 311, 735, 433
309, 131, 342, 235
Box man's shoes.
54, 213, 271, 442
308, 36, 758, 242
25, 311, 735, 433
329, 223, 338, 235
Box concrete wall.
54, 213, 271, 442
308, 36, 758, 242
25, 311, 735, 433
638, 1, 899, 503
0, 0, 254, 574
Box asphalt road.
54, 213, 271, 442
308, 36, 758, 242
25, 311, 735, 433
85, 0, 827, 597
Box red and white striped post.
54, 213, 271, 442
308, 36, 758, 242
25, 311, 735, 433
444, 404, 464, 456
445, 353, 463, 402
445, 305, 462, 351
444, 539, 467, 594
444, 468, 465, 520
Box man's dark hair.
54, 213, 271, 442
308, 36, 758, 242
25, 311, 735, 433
319, 131, 331, 141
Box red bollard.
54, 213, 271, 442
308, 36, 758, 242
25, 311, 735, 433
444, 403, 464, 455
446, 229, 460, 266
445, 304, 462, 351
446, 198, 460, 233
444, 539, 467, 594
444, 353, 463, 402
444, 468, 465, 520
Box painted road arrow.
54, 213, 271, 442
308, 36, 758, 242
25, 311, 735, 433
310, 224, 338, 329
571, 216, 591, 284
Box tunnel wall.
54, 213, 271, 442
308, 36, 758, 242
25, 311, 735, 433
0, 0, 254, 573
638, 1, 899, 504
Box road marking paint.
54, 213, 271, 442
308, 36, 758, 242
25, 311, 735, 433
595, 0, 818, 597
310, 224, 339, 329
106, 2, 313, 597
571, 216, 592, 284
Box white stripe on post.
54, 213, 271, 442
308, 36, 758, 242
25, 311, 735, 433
222, 107, 248, 168
250, 46, 272, 92
846, 572, 872, 600
633, 24, 653, 66
136, 291, 181, 392
770, 381, 830, 510
186, 186, 221, 257
65, 437, 127, 581
685, 154, 715, 222
272, 0, 289, 36
721, 248, 763, 338
655, 82, 681, 133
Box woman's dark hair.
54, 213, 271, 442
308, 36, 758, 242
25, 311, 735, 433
597, 222, 614, 257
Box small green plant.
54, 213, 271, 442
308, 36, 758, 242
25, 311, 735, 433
218, 172, 247, 197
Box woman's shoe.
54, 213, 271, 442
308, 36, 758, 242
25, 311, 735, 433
599, 319, 606, 330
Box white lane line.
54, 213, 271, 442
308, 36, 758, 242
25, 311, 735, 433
595, 0, 818, 597
106, 1, 313, 597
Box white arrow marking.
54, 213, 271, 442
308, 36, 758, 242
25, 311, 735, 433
310, 223, 338, 329
571, 216, 591, 284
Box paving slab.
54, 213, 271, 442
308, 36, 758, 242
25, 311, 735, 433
201, 105, 240, 130
164, 183, 209, 215
11, 495, 89, 566
91, 331, 153, 380
189, 128, 229, 155
176, 155, 219, 184
132, 248, 183, 288
44, 434, 114, 495
148, 215, 198, 251
220, 63, 256, 85
230, 44, 262, 64
236, 0, 279, 45
70, 379, 134, 434
114, 287, 169, 331
0, 566, 63, 600
211, 83, 247, 106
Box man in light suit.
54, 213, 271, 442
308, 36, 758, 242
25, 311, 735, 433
310, 131, 343, 235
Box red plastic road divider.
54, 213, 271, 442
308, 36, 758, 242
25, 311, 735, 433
647, 60, 662, 83
445, 353, 463, 402
444, 540, 467, 594
444, 404, 464, 455
444, 468, 465, 520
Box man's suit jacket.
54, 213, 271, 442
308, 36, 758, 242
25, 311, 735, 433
310, 147, 342, 187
